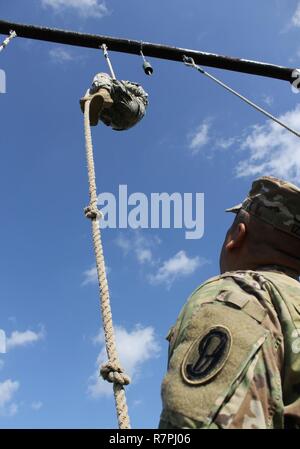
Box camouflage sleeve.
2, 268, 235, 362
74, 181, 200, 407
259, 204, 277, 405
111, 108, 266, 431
120, 80, 149, 107
159, 278, 285, 429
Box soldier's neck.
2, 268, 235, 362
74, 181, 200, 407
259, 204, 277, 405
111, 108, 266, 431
224, 245, 300, 280
249, 246, 300, 280
255, 264, 299, 280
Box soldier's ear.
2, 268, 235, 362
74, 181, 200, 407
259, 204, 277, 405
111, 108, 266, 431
226, 223, 247, 251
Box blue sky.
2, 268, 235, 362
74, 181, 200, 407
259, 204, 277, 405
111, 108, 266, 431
1, 0, 300, 429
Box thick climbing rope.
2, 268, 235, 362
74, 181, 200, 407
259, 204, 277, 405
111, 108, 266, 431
83, 98, 131, 429
183, 56, 300, 139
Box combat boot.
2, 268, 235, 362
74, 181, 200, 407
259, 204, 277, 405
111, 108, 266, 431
80, 88, 113, 126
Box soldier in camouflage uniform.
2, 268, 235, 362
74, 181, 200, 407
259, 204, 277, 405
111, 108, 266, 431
80, 72, 148, 131
159, 176, 300, 429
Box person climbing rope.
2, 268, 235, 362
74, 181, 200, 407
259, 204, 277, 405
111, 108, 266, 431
80, 72, 148, 130
79, 60, 149, 428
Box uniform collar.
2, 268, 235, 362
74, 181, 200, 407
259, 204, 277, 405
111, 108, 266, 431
257, 264, 299, 281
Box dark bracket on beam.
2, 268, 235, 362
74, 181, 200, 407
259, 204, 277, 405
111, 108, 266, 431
0, 19, 298, 83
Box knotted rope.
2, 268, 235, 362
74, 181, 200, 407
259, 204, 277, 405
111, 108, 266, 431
100, 361, 131, 385
83, 98, 131, 429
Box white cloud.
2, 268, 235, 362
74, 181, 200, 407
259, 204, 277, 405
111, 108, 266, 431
215, 136, 238, 150
7, 403, 19, 416
115, 232, 160, 266
41, 0, 109, 18
82, 265, 111, 286
149, 250, 208, 288
292, 2, 300, 27
136, 248, 152, 264
31, 401, 43, 411
188, 119, 211, 154
88, 324, 160, 398
82, 266, 98, 286
133, 235, 157, 265
49, 47, 74, 63
115, 234, 131, 255
116, 234, 208, 288
0, 329, 5, 354
262, 95, 274, 107
0, 379, 19, 416
6, 327, 45, 351
235, 105, 300, 183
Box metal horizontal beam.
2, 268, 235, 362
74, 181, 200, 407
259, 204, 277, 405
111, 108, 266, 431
0, 19, 297, 83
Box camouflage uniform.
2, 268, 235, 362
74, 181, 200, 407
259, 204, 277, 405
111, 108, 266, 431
80, 72, 148, 131
159, 177, 300, 429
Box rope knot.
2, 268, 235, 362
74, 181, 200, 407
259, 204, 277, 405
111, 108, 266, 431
84, 205, 103, 220
100, 361, 131, 386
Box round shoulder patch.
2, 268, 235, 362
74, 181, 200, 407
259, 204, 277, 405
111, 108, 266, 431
181, 326, 232, 385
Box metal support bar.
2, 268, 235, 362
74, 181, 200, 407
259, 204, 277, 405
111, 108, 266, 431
0, 19, 297, 83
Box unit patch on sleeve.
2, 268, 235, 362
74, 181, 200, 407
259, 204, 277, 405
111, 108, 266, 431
181, 325, 232, 385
